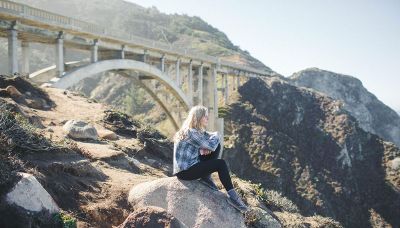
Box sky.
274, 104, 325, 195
126, 0, 400, 112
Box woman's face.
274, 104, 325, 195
200, 114, 209, 128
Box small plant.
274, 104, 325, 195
253, 183, 299, 213
218, 106, 230, 118
0, 102, 61, 153
53, 211, 77, 228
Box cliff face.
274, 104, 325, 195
222, 77, 400, 228
288, 68, 400, 148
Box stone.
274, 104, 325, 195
26, 97, 48, 109
5, 85, 22, 98
63, 120, 98, 140
6, 173, 59, 214
28, 115, 45, 129
390, 157, 400, 170
128, 177, 247, 228
98, 129, 118, 140
118, 206, 187, 228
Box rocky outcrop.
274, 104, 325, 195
223, 77, 400, 228
0, 75, 53, 110
128, 177, 281, 228
118, 206, 187, 228
289, 68, 400, 147
128, 177, 246, 227
6, 172, 59, 214
63, 120, 99, 140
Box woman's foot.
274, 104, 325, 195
198, 175, 219, 191
226, 189, 248, 213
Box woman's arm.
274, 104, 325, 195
187, 129, 220, 151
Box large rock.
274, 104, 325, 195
5, 85, 22, 98
6, 172, 59, 214
223, 77, 400, 227
118, 206, 187, 228
128, 177, 247, 228
289, 68, 400, 148
63, 119, 98, 140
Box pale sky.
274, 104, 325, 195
126, 0, 400, 112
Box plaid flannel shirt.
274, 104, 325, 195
173, 128, 220, 175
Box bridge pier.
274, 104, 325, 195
91, 39, 98, 63
55, 32, 64, 77
212, 67, 218, 126
188, 60, 193, 105
8, 28, 18, 75
176, 58, 180, 87
222, 73, 228, 105
198, 63, 203, 105
120, 45, 126, 59
21, 41, 30, 76
160, 54, 165, 72
236, 75, 240, 89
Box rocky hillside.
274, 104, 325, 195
222, 77, 400, 228
0, 75, 341, 228
288, 68, 400, 148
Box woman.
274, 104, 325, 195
173, 105, 248, 213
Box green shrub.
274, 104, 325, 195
253, 183, 299, 213
53, 212, 77, 228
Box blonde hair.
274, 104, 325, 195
174, 105, 208, 142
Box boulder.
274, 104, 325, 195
118, 206, 187, 228
63, 120, 98, 140
26, 97, 49, 109
5, 85, 22, 98
98, 129, 118, 140
128, 177, 247, 228
6, 172, 59, 214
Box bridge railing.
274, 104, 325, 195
0, 0, 270, 76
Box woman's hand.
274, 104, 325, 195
200, 148, 212, 155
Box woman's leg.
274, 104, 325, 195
176, 158, 234, 191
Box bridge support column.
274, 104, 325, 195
55, 32, 64, 77
198, 63, 203, 105
91, 39, 98, 63
142, 49, 148, 63
223, 73, 228, 105
176, 58, 181, 87
212, 67, 219, 130
8, 29, 18, 75
236, 75, 240, 89
21, 41, 30, 76
120, 45, 125, 59
188, 60, 193, 106
160, 54, 165, 72
216, 117, 224, 158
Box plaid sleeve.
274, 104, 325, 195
188, 129, 220, 151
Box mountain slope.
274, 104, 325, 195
222, 77, 400, 228
288, 68, 400, 148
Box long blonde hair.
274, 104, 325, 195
174, 105, 208, 142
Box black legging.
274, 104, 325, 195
176, 144, 234, 191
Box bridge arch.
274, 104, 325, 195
52, 59, 192, 130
